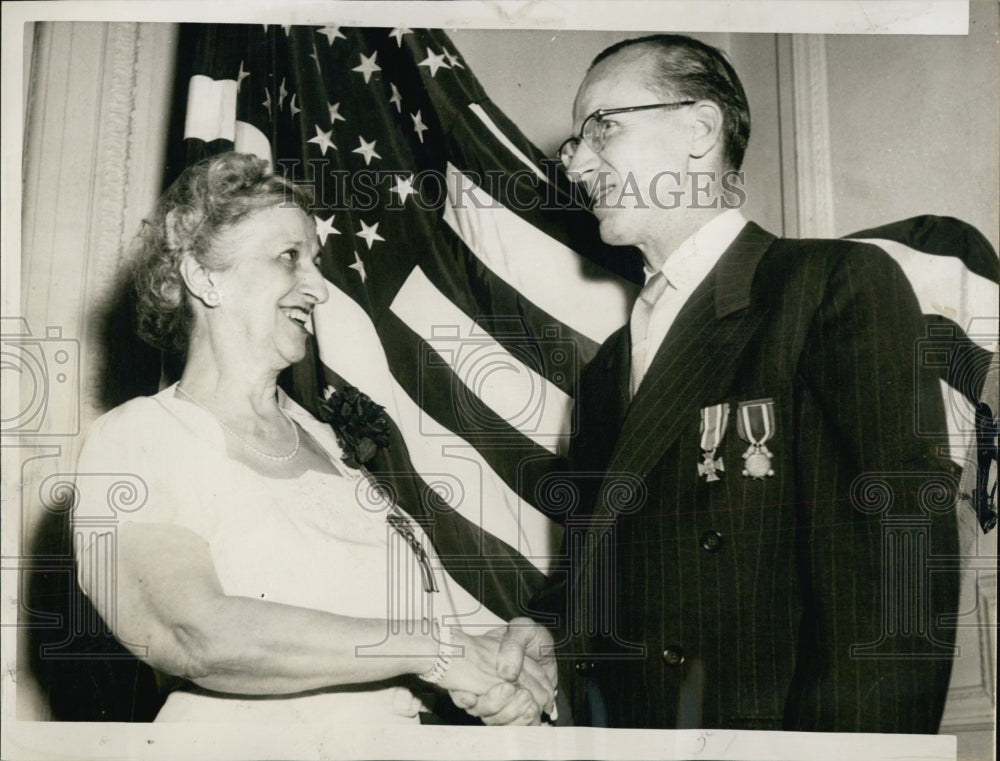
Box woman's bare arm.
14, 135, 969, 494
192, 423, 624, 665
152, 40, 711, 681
78, 521, 528, 697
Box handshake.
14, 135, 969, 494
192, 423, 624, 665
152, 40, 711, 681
436, 617, 558, 726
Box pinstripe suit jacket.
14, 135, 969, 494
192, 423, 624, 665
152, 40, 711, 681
553, 222, 960, 732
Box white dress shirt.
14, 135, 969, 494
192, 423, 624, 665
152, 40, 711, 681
634, 209, 748, 382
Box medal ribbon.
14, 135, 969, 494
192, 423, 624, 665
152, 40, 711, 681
700, 403, 730, 452
736, 399, 775, 449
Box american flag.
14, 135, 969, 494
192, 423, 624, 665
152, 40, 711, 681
176, 23, 998, 636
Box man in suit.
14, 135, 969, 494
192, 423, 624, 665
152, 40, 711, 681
464, 33, 960, 732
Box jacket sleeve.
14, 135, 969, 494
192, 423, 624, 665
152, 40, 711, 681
786, 242, 960, 733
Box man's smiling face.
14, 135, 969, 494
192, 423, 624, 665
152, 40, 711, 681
567, 48, 697, 251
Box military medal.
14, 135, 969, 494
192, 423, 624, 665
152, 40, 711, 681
736, 398, 776, 479
698, 403, 729, 482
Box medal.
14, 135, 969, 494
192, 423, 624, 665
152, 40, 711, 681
698, 403, 729, 482
736, 398, 776, 480
743, 447, 774, 478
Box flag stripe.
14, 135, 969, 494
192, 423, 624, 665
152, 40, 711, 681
847, 215, 1000, 284
467, 103, 548, 183
390, 266, 573, 452
851, 237, 999, 347
233, 121, 274, 166
444, 164, 634, 344
185, 75, 238, 142
418, 220, 597, 396
380, 307, 564, 521
445, 96, 645, 284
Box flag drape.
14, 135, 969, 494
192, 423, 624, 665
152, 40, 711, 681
177, 23, 641, 623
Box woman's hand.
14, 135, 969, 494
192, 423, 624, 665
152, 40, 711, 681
434, 627, 514, 695
443, 618, 557, 725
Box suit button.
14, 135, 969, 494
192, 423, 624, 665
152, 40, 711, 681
700, 530, 724, 552
662, 646, 685, 666
574, 660, 598, 674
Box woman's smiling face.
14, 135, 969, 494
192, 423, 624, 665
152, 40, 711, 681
209, 204, 328, 371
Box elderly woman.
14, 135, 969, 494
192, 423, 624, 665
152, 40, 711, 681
73, 152, 554, 725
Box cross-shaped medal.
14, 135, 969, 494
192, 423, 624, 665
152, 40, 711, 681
698, 450, 724, 482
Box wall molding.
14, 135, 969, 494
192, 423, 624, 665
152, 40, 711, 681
81, 23, 141, 435
85, 23, 140, 318
790, 34, 835, 238
16, 22, 177, 720
941, 567, 997, 729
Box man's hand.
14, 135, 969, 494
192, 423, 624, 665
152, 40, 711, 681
448, 617, 557, 725
451, 681, 544, 725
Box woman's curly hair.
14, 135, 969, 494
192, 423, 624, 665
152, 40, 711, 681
131, 152, 314, 354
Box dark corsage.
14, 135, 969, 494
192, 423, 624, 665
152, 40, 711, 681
317, 385, 391, 469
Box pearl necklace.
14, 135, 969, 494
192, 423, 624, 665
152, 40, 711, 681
176, 385, 301, 463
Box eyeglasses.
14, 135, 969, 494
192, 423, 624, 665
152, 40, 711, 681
556, 101, 697, 169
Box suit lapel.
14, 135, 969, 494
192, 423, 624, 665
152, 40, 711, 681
598, 222, 779, 512
600, 326, 631, 414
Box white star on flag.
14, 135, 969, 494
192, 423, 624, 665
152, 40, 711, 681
349, 250, 367, 282
444, 49, 465, 69
388, 26, 412, 47
418, 49, 450, 77
278, 77, 288, 110
353, 51, 381, 83
236, 60, 249, 92
262, 87, 272, 118
327, 102, 346, 124
317, 25, 346, 45
308, 125, 337, 156
388, 83, 403, 113
391, 174, 417, 205
289, 93, 300, 118
281, 25, 292, 36
411, 111, 428, 143
315, 214, 341, 245
356, 220, 385, 249
352, 136, 382, 166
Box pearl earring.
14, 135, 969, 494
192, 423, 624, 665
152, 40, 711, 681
204, 289, 222, 307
